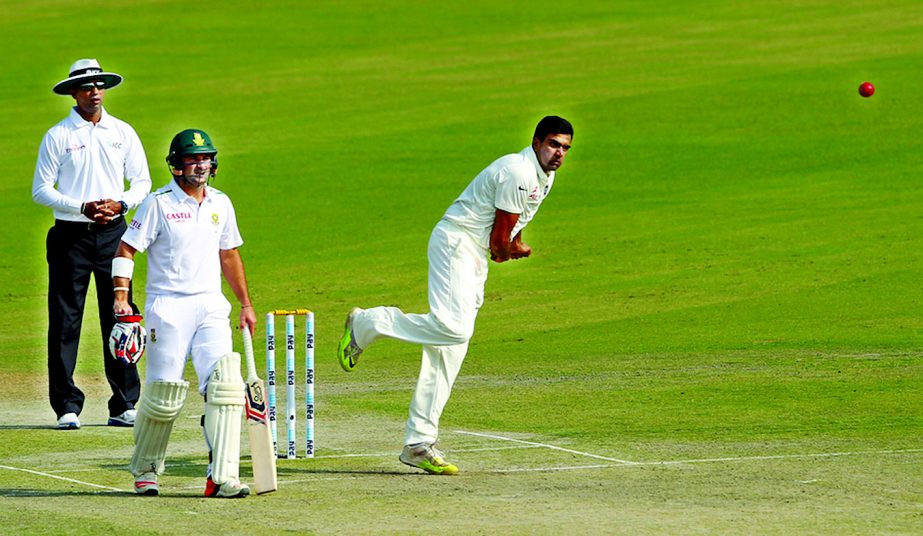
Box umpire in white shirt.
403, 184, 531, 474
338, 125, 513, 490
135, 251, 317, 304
32, 59, 152, 430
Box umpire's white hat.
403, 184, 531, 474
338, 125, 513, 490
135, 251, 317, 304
53, 58, 123, 95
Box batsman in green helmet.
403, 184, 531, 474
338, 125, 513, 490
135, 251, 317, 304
112, 128, 257, 498
166, 128, 219, 187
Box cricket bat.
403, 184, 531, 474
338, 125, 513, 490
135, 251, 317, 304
242, 327, 278, 494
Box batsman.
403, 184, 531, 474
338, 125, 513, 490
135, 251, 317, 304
112, 129, 256, 497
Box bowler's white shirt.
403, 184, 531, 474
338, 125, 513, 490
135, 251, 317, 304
32, 107, 151, 221
121, 180, 243, 296
441, 146, 554, 250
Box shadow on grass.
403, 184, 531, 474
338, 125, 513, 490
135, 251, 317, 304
278, 467, 412, 476
0, 488, 133, 497
100, 456, 207, 477
0, 488, 257, 499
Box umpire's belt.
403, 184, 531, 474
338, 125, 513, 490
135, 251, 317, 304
55, 216, 123, 232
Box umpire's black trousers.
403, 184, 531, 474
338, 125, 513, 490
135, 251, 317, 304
46, 217, 140, 419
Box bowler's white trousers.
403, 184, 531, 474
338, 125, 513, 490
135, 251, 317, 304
143, 292, 233, 394
352, 220, 489, 446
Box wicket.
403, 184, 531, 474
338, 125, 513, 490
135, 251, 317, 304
265, 309, 315, 459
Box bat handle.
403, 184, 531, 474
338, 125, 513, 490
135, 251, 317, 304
242, 327, 259, 380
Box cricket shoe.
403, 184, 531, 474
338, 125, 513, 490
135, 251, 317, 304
205, 477, 250, 498
134, 472, 159, 496
399, 443, 459, 475
108, 409, 137, 427
337, 307, 364, 372
56, 412, 80, 430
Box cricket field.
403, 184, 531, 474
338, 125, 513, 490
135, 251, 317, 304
0, 1, 920, 534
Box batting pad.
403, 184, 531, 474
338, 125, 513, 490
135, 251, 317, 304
129, 380, 189, 476
204, 353, 246, 484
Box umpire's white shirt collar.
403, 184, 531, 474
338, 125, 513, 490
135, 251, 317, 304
66, 106, 114, 129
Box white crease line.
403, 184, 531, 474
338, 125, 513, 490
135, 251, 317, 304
641, 448, 923, 466
455, 430, 638, 464
310, 444, 538, 459
0, 464, 125, 492
490, 463, 623, 473
486, 448, 923, 473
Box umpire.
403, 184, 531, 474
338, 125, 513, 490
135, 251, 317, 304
32, 59, 152, 429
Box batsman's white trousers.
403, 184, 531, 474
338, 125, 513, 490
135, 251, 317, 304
143, 292, 233, 394
352, 220, 489, 446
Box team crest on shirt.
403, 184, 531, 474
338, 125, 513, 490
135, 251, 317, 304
211, 213, 219, 225
528, 186, 541, 201
149, 329, 156, 343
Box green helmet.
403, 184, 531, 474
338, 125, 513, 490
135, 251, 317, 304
166, 129, 218, 174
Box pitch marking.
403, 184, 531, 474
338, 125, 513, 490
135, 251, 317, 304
312, 444, 537, 460
0, 464, 125, 492
482, 448, 923, 473
455, 430, 638, 464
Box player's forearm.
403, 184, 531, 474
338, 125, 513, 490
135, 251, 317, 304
121, 175, 152, 209
112, 243, 137, 314
31, 182, 82, 214
490, 209, 519, 262
220, 249, 252, 307
490, 236, 512, 261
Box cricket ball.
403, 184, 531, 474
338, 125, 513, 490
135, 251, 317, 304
859, 81, 875, 98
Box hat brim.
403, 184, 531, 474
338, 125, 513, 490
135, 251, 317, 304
53, 72, 123, 95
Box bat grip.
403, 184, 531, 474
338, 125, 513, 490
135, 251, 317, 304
242, 327, 259, 379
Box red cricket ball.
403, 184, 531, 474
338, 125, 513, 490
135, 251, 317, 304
859, 82, 875, 97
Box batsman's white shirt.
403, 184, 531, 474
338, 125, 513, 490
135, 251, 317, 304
32, 107, 151, 221
121, 180, 243, 392
121, 180, 243, 295
352, 145, 553, 446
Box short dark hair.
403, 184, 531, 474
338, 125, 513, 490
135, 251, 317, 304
533, 115, 573, 141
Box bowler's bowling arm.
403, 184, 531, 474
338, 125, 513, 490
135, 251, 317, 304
489, 209, 520, 263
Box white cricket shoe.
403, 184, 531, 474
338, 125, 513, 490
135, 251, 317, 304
57, 412, 80, 430
134, 472, 159, 496
205, 477, 250, 498
108, 409, 137, 427
399, 443, 459, 475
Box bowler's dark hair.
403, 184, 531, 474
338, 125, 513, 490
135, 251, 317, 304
533, 116, 573, 142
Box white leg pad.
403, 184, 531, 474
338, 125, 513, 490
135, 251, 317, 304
204, 353, 246, 485
129, 380, 189, 477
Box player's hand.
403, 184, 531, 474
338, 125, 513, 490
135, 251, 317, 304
113, 299, 133, 316
239, 304, 257, 334
510, 242, 532, 260
83, 199, 118, 224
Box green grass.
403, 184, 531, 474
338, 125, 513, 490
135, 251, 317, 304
1, 1, 922, 534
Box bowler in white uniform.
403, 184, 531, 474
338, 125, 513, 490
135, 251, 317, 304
338, 116, 573, 475
112, 129, 256, 498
